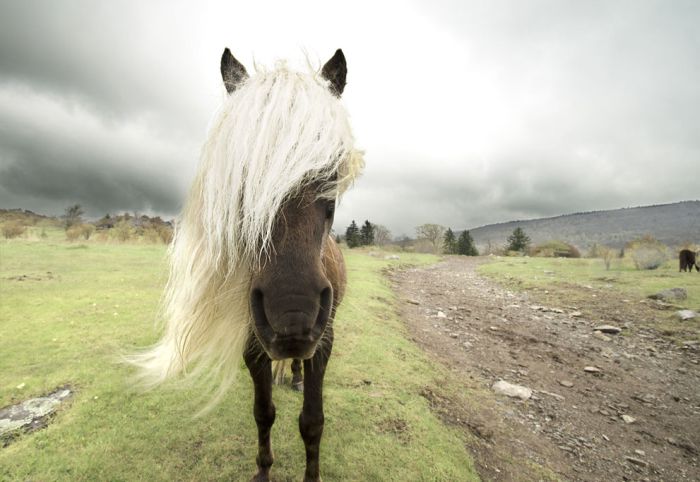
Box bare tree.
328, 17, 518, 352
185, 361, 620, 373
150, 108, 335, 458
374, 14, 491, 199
415, 224, 445, 254
373, 224, 392, 246
64, 204, 84, 229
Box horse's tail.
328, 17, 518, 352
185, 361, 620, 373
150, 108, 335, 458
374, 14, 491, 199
272, 360, 288, 385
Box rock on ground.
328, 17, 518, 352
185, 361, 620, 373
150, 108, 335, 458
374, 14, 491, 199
648, 287, 688, 301
676, 310, 697, 321
593, 325, 622, 334
0, 388, 72, 438
491, 380, 532, 400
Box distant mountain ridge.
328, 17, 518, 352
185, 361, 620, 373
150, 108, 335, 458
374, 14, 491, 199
466, 201, 700, 251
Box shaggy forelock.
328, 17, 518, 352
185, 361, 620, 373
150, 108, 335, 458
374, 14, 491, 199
198, 63, 363, 269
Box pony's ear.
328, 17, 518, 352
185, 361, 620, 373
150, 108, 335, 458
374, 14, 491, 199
321, 49, 347, 96
220, 48, 249, 94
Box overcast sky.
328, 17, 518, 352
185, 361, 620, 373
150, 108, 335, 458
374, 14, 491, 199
1, 0, 698, 236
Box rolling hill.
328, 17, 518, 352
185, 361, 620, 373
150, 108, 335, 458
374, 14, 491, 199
467, 201, 700, 252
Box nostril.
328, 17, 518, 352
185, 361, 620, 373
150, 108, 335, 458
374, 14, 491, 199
251, 289, 269, 329
318, 287, 332, 322
251, 288, 263, 311
319, 287, 332, 314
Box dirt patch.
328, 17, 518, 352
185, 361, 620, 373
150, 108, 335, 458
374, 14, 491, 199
376, 417, 412, 444
389, 257, 699, 482
6, 271, 55, 282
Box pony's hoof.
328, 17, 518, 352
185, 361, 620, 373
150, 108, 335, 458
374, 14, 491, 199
250, 471, 270, 482
292, 381, 304, 392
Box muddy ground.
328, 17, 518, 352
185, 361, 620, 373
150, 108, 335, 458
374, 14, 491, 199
388, 257, 699, 482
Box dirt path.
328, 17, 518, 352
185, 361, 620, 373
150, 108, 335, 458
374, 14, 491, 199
388, 257, 699, 482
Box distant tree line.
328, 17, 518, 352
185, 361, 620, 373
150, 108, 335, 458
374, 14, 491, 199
442, 227, 479, 256
345, 220, 374, 248
2, 204, 172, 243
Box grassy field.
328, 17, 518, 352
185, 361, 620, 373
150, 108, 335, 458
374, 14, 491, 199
0, 237, 478, 481
478, 255, 700, 340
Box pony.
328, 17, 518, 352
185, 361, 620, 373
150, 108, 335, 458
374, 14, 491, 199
129, 48, 363, 482
679, 249, 699, 272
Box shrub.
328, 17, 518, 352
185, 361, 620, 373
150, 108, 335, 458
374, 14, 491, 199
157, 225, 174, 244
143, 227, 161, 243
531, 240, 581, 258
113, 220, 133, 242
96, 231, 110, 243
587, 243, 603, 258
594, 245, 616, 270
629, 246, 667, 270
80, 224, 95, 240
65, 225, 82, 241
413, 238, 436, 254
2, 221, 26, 239
626, 235, 668, 270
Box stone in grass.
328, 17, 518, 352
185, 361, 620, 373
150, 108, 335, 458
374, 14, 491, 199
593, 325, 622, 335
648, 288, 687, 301
584, 366, 602, 373
621, 414, 636, 424
676, 310, 697, 321
0, 387, 72, 438
625, 456, 648, 467
492, 380, 532, 400
559, 380, 574, 388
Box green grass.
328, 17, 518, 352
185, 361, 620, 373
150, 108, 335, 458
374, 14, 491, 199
478, 255, 700, 341
478, 255, 700, 308
0, 240, 477, 481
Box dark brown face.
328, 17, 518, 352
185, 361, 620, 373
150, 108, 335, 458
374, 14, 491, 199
249, 186, 336, 360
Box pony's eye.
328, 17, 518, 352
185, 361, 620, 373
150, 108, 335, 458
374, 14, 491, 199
325, 201, 336, 220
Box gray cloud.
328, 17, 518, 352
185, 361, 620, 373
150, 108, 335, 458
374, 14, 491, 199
0, 83, 195, 218
0, 1, 214, 134
0, 1, 698, 236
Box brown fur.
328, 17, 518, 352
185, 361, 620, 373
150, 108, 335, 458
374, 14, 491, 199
679, 249, 699, 272
323, 234, 347, 308
223, 47, 351, 482
244, 186, 346, 482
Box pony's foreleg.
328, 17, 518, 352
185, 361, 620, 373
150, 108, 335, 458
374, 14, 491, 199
244, 338, 275, 482
299, 327, 334, 482
291, 359, 304, 392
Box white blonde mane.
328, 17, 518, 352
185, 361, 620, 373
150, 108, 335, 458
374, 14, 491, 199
129, 61, 363, 406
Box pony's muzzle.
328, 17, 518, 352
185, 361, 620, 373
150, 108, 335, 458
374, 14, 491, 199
250, 286, 332, 360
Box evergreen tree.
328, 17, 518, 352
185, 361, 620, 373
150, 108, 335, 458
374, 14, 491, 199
345, 220, 361, 248
457, 230, 478, 256
506, 227, 531, 253
443, 228, 457, 254
359, 220, 375, 246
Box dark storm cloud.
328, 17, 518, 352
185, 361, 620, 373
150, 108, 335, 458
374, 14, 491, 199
0, 118, 182, 217
0, 82, 196, 218
0, 1, 211, 218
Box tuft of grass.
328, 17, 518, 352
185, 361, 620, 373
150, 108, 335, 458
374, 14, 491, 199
0, 241, 477, 481
478, 255, 700, 342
